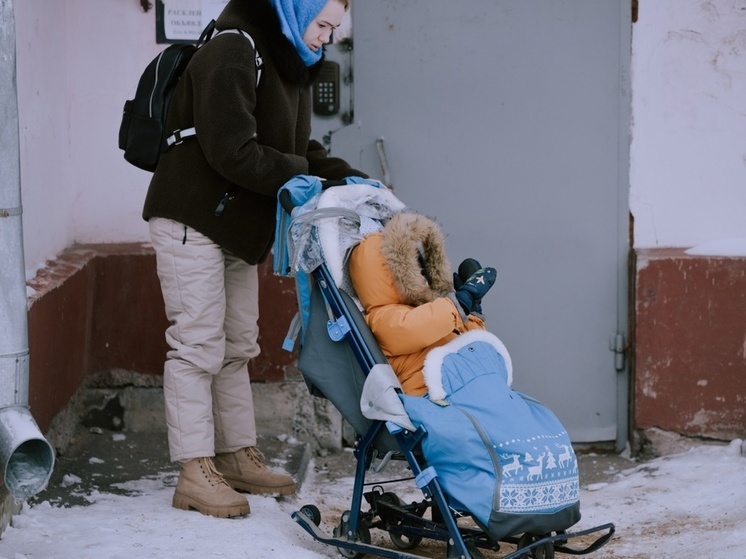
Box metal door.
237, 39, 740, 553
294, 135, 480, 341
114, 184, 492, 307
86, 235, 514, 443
328, 1, 630, 447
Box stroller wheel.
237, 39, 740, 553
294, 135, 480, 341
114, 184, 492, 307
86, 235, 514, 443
517, 533, 555, 559
378, 491, 402, 506
389, 531, 423, 550
299, 504, 321, 526
334, 511, 371, 559
375, 491, 403, 523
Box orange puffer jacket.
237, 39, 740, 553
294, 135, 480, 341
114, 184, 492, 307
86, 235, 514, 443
348, 213, 485, 396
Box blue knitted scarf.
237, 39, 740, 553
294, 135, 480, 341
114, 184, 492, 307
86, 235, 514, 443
269, 0, 328, 66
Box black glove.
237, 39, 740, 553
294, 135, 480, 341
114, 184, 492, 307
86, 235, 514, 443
454, 265, 497, 315
455, 258, 482, 286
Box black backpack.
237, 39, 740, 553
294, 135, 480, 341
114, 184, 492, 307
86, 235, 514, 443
118, 20, 262, 172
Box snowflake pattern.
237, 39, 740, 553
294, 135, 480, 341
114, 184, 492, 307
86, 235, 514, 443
499, 478, 579, 513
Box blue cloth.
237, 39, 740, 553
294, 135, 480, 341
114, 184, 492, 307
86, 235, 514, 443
268, 0, 327, 66
400, 339, 579, 536
273, 175, 324, 277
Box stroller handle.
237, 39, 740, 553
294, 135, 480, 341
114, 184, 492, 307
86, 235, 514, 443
279, 179, 349, 215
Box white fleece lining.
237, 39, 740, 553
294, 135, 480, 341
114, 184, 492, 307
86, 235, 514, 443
316, 184, 406, 287
315, 187, 352, 287
422, 330, 513, 401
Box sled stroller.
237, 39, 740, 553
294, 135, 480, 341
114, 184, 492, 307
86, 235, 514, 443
274, 176, 615, 559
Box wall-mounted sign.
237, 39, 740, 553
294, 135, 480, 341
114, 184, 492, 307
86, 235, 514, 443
156, 0, 229, 44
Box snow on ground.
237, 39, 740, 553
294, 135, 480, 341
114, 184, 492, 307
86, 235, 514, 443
577, 439, 746, 558
0, 441, 744, 559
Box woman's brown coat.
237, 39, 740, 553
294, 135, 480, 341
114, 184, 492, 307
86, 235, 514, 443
143, 0, 365, 264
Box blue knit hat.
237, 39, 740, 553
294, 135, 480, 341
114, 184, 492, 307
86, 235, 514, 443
269, 0, 328, 66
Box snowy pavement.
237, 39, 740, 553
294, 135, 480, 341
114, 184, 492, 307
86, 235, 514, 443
0, 434, 744, 559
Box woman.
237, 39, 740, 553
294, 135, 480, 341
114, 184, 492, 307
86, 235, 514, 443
143, 0, 365, 518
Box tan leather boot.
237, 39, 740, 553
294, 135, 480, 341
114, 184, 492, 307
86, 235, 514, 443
172, 457, 250, 517
214, 447, 296, 496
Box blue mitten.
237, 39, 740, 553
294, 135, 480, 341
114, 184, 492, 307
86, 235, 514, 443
455, 266, 497, 315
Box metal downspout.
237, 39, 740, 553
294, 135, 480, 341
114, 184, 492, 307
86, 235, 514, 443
0, 0, 55, 500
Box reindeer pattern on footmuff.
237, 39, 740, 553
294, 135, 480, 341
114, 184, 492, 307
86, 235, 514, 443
400, 330, 581, 540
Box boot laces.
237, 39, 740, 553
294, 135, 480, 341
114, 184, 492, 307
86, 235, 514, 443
200, 457, 231, 487
244, 447, 269, 470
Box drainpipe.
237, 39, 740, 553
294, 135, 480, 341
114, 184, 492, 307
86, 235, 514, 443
0, 1, 55, 499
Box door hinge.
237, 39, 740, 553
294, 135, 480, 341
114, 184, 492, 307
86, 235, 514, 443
609, 333, 626, 371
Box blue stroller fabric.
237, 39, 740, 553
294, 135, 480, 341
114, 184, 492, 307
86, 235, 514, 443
400, 330, 581, 540
274, 175, 322, 277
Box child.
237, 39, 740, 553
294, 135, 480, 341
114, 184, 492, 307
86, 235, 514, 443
348, 212, 496, 395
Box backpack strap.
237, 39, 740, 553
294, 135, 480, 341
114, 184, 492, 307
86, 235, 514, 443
165, 127, 197, 148
164, 29, 263, 150
213, 29, 263, 85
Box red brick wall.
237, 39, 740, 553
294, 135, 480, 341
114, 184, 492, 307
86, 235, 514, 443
26, 244, 298, 433
86, 245, 170, 376
27, 248, 97, 433
634, 248, 746, 439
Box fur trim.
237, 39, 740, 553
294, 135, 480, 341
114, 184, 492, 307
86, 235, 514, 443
422, 330, 513, 401
379, 213, 453, 306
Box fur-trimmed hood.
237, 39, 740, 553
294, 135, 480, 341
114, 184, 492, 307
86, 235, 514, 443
381, 213, 454, 306
351, 213, 454, 310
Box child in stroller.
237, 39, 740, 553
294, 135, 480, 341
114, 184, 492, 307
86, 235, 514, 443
348, 210, 497, 397
274, 177, 614, 559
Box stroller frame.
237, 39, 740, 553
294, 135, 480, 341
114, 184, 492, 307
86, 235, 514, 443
280, 185, 614, 559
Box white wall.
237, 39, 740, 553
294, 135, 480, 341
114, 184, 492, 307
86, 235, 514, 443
16, 0, 160, 278
630, 0, 746, 249
15, 1, 746, 278
16, 1, 72, 276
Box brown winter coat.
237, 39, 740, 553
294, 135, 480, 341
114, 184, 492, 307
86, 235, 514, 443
142, 0, 365, 264
348, 213, 485, 395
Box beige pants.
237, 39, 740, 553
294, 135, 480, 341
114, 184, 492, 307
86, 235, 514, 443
149, 217, 260, 462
